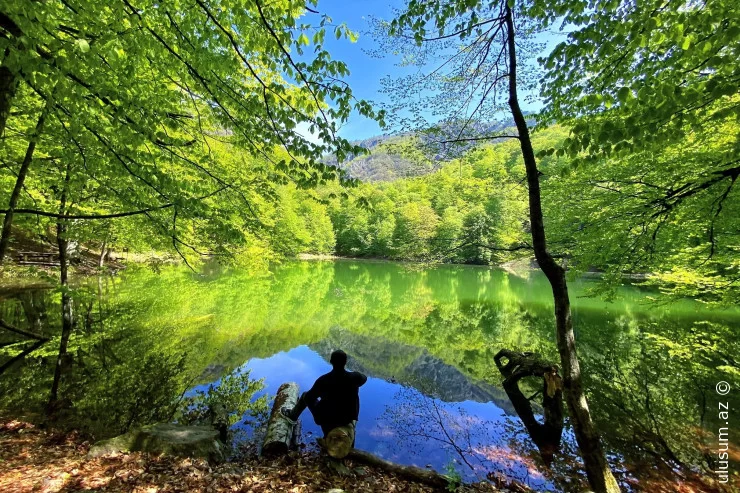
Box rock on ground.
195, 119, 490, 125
87, 423, 226, 463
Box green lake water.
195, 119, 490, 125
1, 259, 738, 491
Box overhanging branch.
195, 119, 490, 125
0, 186, 228, 220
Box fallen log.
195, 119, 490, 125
325, 422, 355, 458
347, 448, 449, 489
262, 382, 299, 456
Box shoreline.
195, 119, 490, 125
0, 249, 648, 283
297, 253, 651, 281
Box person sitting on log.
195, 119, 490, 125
281, 349, 367, 458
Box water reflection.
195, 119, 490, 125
1, 260, 739, 491
232, 344, 560, 490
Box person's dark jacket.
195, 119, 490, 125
305, 367, 367, 429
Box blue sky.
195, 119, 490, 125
296, 0, 402, 141
299, 0, 564, 142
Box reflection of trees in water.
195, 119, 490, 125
0, 288, 54, 379
580, 317, 740, 482
379, 386, 584, 491
312, 326, 513, 407
0, 282, 194, 437
1, 261, 738, 483
0, 288, 53, 333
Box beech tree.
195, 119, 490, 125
380, 1, 620, 491
538, 0, 740, 303
0, 0, 381, 262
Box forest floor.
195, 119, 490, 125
0, 418, 519, 493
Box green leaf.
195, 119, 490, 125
617, 86, 630, 103
75, 39, 90, 53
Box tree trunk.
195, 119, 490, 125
262, 382, 300, 455
98, 240, 108, 267
0, 13, 23, 138
0, 101, 50, 263
20, 289, 48, 334
504, 6, 620, 492
494, 349, 564, 466
48, 163, 73, 413
0, 66, 18, 138
347, 448, 449, 488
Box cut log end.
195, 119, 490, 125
325, 423, 355, 459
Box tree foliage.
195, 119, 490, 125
0, 0, 381, 264
538, 0, 740, 303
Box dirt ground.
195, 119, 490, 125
0, 419, 518, 493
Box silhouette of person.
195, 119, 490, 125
281, 349, 367, 437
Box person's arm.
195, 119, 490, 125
304, 375, 325, 403
351, 371, 367, 387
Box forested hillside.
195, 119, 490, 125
322, 119, 521, 182
4, 112, 738, 307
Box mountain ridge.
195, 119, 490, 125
327, 117, 529, 182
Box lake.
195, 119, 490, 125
1, 259, 738, 491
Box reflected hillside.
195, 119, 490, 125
311, 326, 515, 411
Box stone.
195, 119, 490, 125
88, 423, 226, 463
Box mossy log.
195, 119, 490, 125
262, 382, 299, 456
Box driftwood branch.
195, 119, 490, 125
494, 348, 564, 465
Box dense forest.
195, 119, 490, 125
1, 1, 737, 306
1, 0, 738, 492
5, 118, 738, 306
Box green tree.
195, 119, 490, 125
380, 1, 620, 490
298, 198, 336, 254
538, 0, 740, 303
0, 0, 381, 262
393, 201, 440, 259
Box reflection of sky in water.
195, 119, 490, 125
192, 345, 560, 491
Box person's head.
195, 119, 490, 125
330, 349, 347, 369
